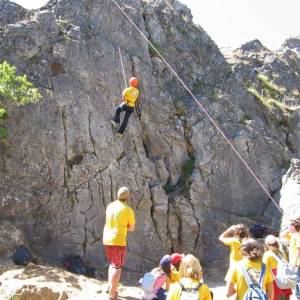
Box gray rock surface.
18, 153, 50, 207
280, 159, 300, 227
0, 0, 298, 280
0, 0, 27, 27
0, 221, 26, 266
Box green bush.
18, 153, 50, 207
0, 107, 7, 119
0, 61, 41, 104
257, 73, 285, 97
246, 84, 296, 115
0, 127, 8, 139
0, 61, 42, 140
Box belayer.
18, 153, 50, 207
111, 77, 139, 137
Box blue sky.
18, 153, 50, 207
11, 0, 300, 50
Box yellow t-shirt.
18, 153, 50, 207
222, 237, 243, 265
262, 250, 278, 270
123, 86, 139, 107
170, 269, 180, 284
166, 278, 212, 300
289, 232, 300, 266
103, 200, 135, 246
229, 259, 273, 300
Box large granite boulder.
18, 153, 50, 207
0, 0, 298, 281
280, 159, 300, 226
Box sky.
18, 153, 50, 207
11, 0, 300, 50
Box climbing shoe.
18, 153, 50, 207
116, 133, 123, 138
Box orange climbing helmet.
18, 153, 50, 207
129, 77, 138, 87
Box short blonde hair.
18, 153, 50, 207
117, 186, 130, 201
179, 254, 202, 281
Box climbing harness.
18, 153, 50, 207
110, 0, 283, 214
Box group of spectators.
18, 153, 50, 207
221, 220, 300, 300
102, 186, 300, 300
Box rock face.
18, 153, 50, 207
0, 0, 298, 280
280, 159, 300, 226
0, 221, 26, 266
0, 0, 27, 27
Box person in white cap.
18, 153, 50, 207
103, 186, 135, 300
263, 235, 292, 300
280, 217, 300, 299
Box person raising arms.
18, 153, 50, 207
219, 224, 249, 281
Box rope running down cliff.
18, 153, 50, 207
118, 44, 127, 89
110, 0, 283, 214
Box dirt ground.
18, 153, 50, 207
0, 265, 298, 299
116, 280, 298, 300
113, 281, 232, 299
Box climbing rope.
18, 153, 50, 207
118, 44, 128, 89
110, 0, 283, 214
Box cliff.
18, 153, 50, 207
0, 0, 299, 280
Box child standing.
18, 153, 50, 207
170, 253, 184, 284
166, 254, 212, 300
219, 224, 249, 280
263, 235, 292, 300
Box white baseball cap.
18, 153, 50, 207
265, 235, 278, 245
117, 186, 130, 200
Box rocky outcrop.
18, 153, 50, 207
0, 0, 27, 27
282, 36, 300, 54
0, 0, 297, 280
0, 263, 225, 299
229, 37, 300, 107
0, 264, 129, 300
227, 37, 300, 158
280, 159, 300, 227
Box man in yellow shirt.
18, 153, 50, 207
111, 77, 139, 137
103, 186, 135, 300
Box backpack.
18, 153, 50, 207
240, 263, 268, 300
179, 282, 213, 300
271, 254, 298, 289
62, 255, 95, 277
12, 245, 32, 266
179, 282, 202, 300
140, 268, 166, 300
